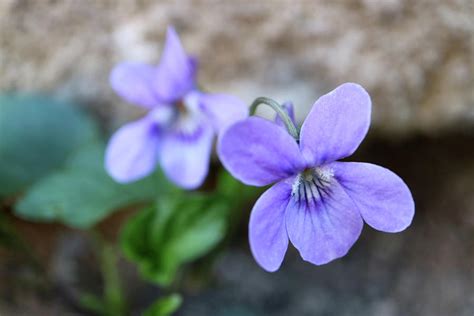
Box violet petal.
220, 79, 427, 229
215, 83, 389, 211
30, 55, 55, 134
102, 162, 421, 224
274, 101, 296, 127
299, 83, 371, 166
109, 62, 161, 108
199, 93, 248, 134
218, 117, 305, 187
159, 123, 214, 189
105, 116, 160, 183
332, 162, 415, 233
249, 179, 292, 272
285, 179, 363, 265
154, 26, 197, 102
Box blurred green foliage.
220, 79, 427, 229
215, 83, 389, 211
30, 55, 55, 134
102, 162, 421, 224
143, 294, 182, 316
121, 192, 229, 286
0, 94, 98, 197
121, 170, 258, 287
15, 143, 164, 228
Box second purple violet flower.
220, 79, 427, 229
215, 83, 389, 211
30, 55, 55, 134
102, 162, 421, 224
105, 26, 247, 189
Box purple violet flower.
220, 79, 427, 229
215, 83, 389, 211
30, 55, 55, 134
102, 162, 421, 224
218, 83, 415, 271
105, 26, 247, 189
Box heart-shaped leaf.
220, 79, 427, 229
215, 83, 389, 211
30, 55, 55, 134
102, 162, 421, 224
0, 94, 98, 197
15, 143, 164, 228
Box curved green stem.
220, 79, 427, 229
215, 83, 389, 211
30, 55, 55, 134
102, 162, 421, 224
249, 97, 299, 140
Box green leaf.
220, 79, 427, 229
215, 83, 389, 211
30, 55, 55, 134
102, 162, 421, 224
143, 294, 182, 316
14, 143, 164, 228
0, 94, 98, 197
121, 193, 228, 286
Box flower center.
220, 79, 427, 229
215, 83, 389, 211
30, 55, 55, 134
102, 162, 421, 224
291, 166, 334, 204
171, 93, 202, 137
148, 92, 203, 138
175, 99, 188, 115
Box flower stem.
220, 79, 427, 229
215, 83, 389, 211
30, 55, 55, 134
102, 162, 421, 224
91, 230, 127, 316
249, 97, 299, 140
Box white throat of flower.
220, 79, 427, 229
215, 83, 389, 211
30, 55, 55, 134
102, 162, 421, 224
174, 92, 202, 136
291, 166, 334, 204
149, 92, 203, 136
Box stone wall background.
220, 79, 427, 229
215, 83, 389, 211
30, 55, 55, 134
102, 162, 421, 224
1, 0, 473, 135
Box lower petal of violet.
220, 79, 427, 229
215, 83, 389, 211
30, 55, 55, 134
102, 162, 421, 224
285, 176, 363, 265
249, 179, 293, 272
331, 161, 415, 233
159, 123, 214, 189
105, 116, 160, 183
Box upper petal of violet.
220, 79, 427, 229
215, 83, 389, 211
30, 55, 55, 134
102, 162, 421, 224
153, 26, 197, 103
331, 162, 415, 233
105, 116, 160, 183
198, 92, 248, 134
110, 62, 161, 108
299, 83, 371, 166
249, 179, 292, 272
218, 117, 305, 187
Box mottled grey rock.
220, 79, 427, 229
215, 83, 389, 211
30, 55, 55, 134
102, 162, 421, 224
0, 0, 473, 133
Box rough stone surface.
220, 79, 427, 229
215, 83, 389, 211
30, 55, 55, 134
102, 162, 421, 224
1, 0, 473, 134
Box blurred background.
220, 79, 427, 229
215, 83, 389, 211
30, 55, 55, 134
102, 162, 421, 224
1, 0, 473, 315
